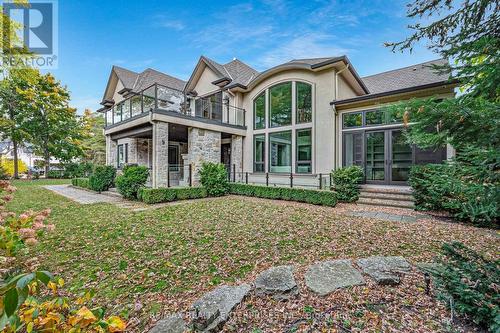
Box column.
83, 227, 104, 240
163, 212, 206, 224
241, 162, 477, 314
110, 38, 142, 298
231, 135, 243, 181
152, 122, 169, 188
187, 127, 221, 185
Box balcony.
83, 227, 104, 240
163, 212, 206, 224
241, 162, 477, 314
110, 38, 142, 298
104, 84, 246, 128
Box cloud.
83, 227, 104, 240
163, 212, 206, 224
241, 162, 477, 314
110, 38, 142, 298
256, 33, 350, 68
157, 19, 185, 31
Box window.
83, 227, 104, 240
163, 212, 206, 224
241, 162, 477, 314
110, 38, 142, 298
296, 129, 312, 173
388, 108, 404, 123
106, 109, 112, 125
168, 145, 179, 171
343, 132, 363, 167
254, 135, 265, 172
254, 93, 265, 129
269, 82, 292, 127
296, 82, 312, 123
117, 143, 128, 169
269, 131, 292, 173
365, 109, 385, 126
342, 112, 362, 128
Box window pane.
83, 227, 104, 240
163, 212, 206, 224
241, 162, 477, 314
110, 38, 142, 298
117, 145, 124, 168
342, 112, 362, 128
269, 131, 292, 173
269, 82, 292, 127
114, 104, 122, 123
254, 93, 265, 129
254, 135, 265, 172
296, 82, 312, 123
343, 133, 363, 167
365, 109, 385, 125
106, 109, 112, 125
296, 129, 312, 173
122, 101, 130, 120
387, 108, 404, 123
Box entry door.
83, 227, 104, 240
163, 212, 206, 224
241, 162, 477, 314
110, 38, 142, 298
365, 129, 413, 184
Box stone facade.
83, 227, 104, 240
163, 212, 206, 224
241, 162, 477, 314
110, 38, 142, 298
106, 136, 117, 167
231, 135, 243, 181
136, 139, 151, 167
153, 121, 169, 188
188, 127, 221, 185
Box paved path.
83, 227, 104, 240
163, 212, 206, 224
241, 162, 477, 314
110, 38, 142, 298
44, 185, 122, 204
346, 210, 430, 223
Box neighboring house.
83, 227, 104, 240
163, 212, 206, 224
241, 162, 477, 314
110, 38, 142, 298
98, 56, 455, 188
0, 141, 62, 174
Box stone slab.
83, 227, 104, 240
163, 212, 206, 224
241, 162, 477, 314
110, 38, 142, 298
255, 265, 298, 300
191, 284, 251, 332
149, 313, 187, 333
305, 260, 365, 296
356, 256, 411, 285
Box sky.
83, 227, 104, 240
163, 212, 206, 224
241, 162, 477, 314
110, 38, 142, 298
51, 0, 439, 113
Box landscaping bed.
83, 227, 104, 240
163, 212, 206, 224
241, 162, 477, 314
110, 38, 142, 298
7, 180, 499, 332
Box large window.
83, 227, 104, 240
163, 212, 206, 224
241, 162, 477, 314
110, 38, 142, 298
117, 143, 128, 169
254, 93, 265, 129
342, 112, 362, 128
296, 82, 312, 123
296, 129, 312, 173
343, 109, 406, 128
254, 135, 265, 172
269, 131, 292, 173
269, 82, 292, 127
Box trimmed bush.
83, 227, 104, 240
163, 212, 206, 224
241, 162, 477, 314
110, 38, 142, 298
430, 242, 500, 332
228, 183, 337, 207
410, 164, 498, 228
115, 165, 149, 199
330, 166, 364, 202
63, 162, 94, 178
199, 162, 229, 196
139, 187, 208, 204
89, 165, 116, 193
71, 178, 90, 189
47, 170, 66, 179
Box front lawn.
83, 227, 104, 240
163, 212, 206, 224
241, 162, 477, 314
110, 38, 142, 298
7, 180, 498, 332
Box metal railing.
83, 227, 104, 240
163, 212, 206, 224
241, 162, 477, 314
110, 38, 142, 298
227, 164, 332, 190
104, 84, 246, 128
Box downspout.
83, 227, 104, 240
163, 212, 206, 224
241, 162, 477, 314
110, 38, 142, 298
333, 64, 349, 171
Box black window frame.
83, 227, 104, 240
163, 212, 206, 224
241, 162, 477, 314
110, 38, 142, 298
253, 134, 265, 173
253, 92, 266, 130
296, 82, 312, 124
268, 82, 292, 128
296, 128, 312, 174
117, 143, 128, 169
268, 130, 292, 173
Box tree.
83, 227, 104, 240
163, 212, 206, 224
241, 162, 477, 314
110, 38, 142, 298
80, 109, 106, 165
17, 72, 85, 176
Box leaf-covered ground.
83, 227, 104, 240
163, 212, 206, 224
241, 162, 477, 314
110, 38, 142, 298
7, 180, 498, 332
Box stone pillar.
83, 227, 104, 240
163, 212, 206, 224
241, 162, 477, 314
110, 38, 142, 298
188, 128, 221, 185
106, 135, 117, 167
136, 139, 151, 166
152, 122, 169, 188
127, 138, 138, 164
231, 135, 243, 181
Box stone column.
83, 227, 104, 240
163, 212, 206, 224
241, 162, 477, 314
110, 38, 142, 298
152, 121, 169, 188
231, 135, 243, 181
188, 128, 221, 185
106, 135, 117, 167
127, 138, 138, 164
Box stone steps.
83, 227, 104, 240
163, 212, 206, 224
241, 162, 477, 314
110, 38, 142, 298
357, 185, 415, 209
357, 197, 415, 209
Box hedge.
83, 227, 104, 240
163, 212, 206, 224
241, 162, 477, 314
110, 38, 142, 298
138, 187, 208, 204
330, 166, 364, 202
71, 178, 90, 189
229, 183, 337, 207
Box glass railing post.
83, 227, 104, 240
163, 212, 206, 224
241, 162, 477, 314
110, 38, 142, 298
154, 84, 158, 110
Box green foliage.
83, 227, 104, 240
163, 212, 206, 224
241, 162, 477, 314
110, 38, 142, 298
139, 187, 207, 204
80, 110, 106, 165
410, 164, 498, 228
0, 159, 27, 177
330, 166, 364, 202
88, 165, 115, 193
199, 162, 229, 197
229, 183, 337, 207
0, 165, 9, 180
430, 242, 500, 332
46, 170, 65, 179
115, 165, 149, 200
71, 178, 90, 189
63, 162, 93, 178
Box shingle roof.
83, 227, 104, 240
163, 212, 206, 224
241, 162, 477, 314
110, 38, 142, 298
202, 56, 260, 87
112, 66, 186, 93
361, 59, 450, 94
112, 66, 138, 89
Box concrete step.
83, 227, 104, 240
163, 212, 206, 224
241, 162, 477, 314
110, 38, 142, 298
357, 197, 415, 209
359, 185, 413, 195
359, 192, 414, 202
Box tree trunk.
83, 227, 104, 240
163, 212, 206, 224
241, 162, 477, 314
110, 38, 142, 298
12, 140, 19, 179
44, 148, 50, 178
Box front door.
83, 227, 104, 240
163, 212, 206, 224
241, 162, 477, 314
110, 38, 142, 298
221, 143, 231, 173
365, 129, 412, 184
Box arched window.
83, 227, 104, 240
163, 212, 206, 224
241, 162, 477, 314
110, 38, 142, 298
269, 82, 292, 127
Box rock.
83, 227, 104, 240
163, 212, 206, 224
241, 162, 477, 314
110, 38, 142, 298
305, 260, 365, 296
255, 265, 298, 300
356, 256, 411, 285
191, 284, 251, 332
149, 313, 187, 333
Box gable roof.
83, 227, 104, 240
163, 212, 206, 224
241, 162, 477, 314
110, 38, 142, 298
361, 59, 450, 95
113, 66, 138, 89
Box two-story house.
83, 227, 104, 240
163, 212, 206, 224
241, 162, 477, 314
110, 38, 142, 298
98, 56, 455, 188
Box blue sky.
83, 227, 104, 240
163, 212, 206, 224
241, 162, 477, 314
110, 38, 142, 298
52, 0, 438, 113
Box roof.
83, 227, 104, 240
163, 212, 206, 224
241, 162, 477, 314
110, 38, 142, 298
361, 59, 450, 95
201, 56, 260, 88
112, 66, 138, 89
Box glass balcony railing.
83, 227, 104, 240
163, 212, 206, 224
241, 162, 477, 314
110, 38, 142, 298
104, 84, 246, 128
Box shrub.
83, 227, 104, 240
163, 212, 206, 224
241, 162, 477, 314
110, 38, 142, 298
88, 165, 116, 193
115, 165, 149, 199
0, 159, 28, 176
430, 242, 499, 332
139, 187, 207, 204
47, 170, 65, 179
410, 164, 498, 228
330, 166, 364, 202
0, 165, 8, 180
71, 177, 90, 189
199, 162, 229, 196
228, 183, 337, 207
63, 162, 94, 178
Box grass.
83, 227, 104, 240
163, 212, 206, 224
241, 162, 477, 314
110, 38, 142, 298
6, 179, 498, 331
